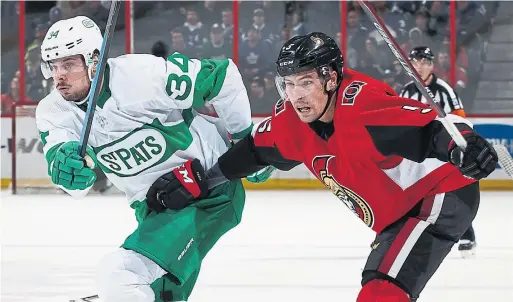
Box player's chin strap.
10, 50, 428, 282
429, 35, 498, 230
314, 75, 342, 122
73, 63, 100, 107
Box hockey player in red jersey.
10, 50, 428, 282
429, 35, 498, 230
146, 33, 498, 301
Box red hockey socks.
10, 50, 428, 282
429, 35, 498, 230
357, 279, 410, 302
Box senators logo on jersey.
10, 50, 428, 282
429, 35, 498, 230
342, 81, 366, 105
312, 155, 374, 227
275, 98, 286, 116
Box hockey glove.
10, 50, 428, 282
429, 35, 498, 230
246, 166, 276, 183
50, 141, 97, 190
146, 159, 209, 213
448, 132, 498, 180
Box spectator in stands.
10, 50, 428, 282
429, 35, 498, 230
250, 76, 266, 102
48, 6, 63, 26
263, 71, 279, 101
457, 0, 487, 38
411, 7, 440, 51
249, 75, 277, 114
383, 68, 403, 93
335, 32, 342, 49
183, 8, 208, 51
56, 0, 87, 19
441, 35, 469, 70
401, 27, 421, 55
303, 1, 340, 36
366, 1, 407, 45
1, 77, 33, 116
290, 11, 306, 38
334, 31, 359, 69
401, 12, 441, 57
434, 48, 468, 93
239, 28, 273, 87
25, 23, 47, 67
392, 1, 422, 16
198, 0, 222, 29
25, 58, 47, 101
55, 0, 108, 29
239, 1, 263, 30
275, 25, 291, 55
347, 47, 360, 70
262, 0, 286, 32
346, 7, 368, 54
151, 40, 169, 59
357, 37, 388, 79
221, 8, 234, 42
169, 27, 197, 58
200, 23, 232, 60
243, 8, 276, 44
425, 1, 450, 36
392, 59, 408, 87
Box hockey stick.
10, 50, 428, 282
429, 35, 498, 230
78, 0, 121, 157
356, 0, 513, 180
69, 294, 99, 302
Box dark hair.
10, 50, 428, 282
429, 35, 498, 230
171, 27, 184, 36
151, 41, 169, 59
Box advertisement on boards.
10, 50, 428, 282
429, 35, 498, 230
1, 116, 512, 190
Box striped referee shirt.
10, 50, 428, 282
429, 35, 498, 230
399, 74, 464, 114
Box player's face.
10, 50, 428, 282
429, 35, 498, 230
222, 11, 232, 25
411, 58, 433, 82
282, 70, 328, 123
49, 55, 91, 102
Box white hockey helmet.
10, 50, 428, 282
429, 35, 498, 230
40, 16, 103, 80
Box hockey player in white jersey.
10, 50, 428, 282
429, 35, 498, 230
37, 16, 254, 301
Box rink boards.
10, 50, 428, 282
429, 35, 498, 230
1, 115, 512, 190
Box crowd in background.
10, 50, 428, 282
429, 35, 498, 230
1, 1, 500, 116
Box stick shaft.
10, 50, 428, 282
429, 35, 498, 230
78, 1, 121, 156
356, 0, 467, 150
357, 0, 513, 181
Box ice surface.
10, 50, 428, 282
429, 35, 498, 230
1, 191, 512, 301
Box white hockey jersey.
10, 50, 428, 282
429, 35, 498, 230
36, 53, 252, 203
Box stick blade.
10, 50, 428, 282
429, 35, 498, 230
69, 295, 99, 302
494, 144, 513, 181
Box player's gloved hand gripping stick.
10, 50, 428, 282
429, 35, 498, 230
357, 0, 513, 181
50, 141, 97, 190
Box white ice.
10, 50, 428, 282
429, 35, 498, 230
1, 191, 513, 302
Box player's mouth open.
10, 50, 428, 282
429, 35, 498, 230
297, 106, 311, 113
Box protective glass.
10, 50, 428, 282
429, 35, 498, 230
275, 70, 326, 102
41, 56, 88, 82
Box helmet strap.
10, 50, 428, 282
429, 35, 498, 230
314, 70, 342, 122
88, 64, 95, 81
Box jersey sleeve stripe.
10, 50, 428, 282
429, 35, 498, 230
231, 122, 254, 140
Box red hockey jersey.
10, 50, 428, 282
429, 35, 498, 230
251, 68, 475, 233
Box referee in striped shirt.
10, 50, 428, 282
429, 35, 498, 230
400, 46, 476, 258
400, 46, 466, 118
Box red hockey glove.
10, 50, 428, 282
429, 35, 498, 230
448, 131, 498, 180
146, 159, 209, 213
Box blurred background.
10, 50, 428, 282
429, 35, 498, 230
3, 0, 512, 114
1, 0, 513, 193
